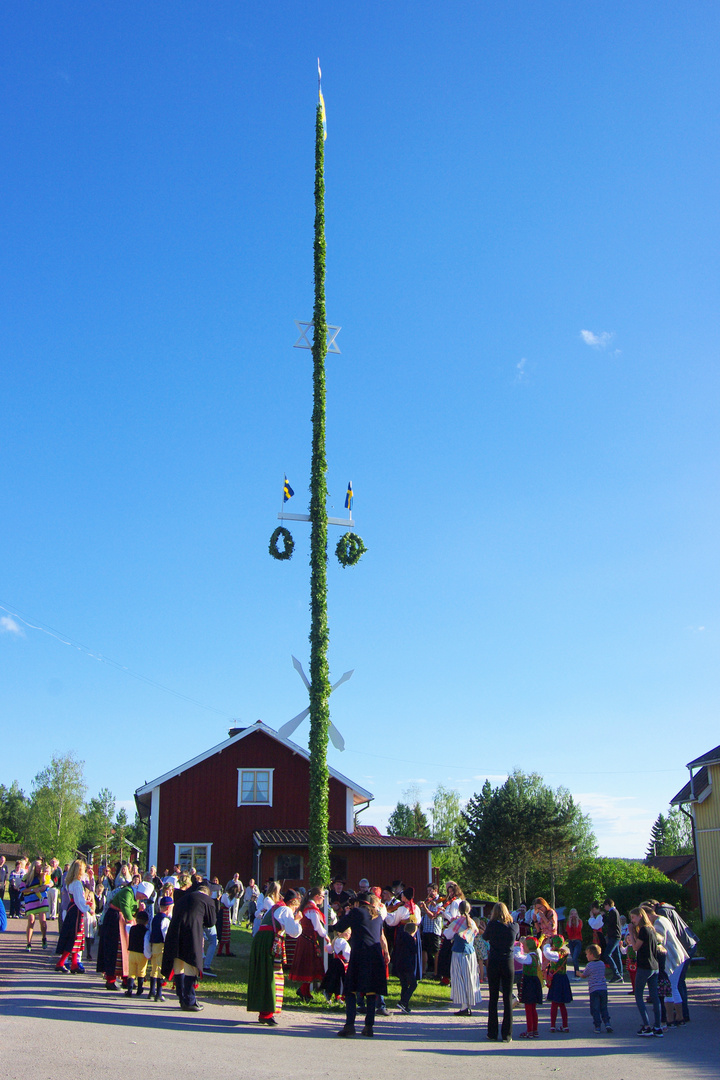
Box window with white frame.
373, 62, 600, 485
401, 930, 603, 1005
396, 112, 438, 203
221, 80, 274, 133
175, 843, 211, 878
238, 768, 273, 806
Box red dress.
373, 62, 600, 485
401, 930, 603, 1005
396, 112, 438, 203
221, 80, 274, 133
290, 903, 326, 982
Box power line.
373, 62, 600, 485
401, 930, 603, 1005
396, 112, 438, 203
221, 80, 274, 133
0, 600, 232, 718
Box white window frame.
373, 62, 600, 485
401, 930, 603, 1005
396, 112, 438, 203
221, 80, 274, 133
174, 843, 213, 879
237, 768, 274, 807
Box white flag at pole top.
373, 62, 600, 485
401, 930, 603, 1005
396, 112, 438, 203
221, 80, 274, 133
318, 57, 327, 140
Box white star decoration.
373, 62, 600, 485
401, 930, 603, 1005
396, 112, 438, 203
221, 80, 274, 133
293, 320, 342, 354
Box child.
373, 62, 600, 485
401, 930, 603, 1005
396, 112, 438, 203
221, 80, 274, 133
147, 896, 173, 1001
515, 936, 543, 1038
84, 888, 97, 960
393, 920, 421, 1014
126, 909, 150, 997
474, 919, 488, 983
580, 944, 612, 1033
322, 926, 350, 1004
543, 935, 573, 1032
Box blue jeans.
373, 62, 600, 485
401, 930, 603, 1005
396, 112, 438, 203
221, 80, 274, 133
605, 937, 623, 980
634, 968, 661, 1028
568, 939, 583, 974
589, 988, 610, 1028
677, 943, 696, 1020
203, 926, 217, 970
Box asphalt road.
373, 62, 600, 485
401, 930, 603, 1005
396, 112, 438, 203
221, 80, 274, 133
1, 918, 718, 1080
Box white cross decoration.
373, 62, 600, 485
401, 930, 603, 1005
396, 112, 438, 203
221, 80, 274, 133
277, 655, 352, 751
293, 320, 342, 354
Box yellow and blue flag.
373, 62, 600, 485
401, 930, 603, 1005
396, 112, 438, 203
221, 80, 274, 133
283, 476, 294, 502
344, 481, 353, 510
318, 58, 327, 141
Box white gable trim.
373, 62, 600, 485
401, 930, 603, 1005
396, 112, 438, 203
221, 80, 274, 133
135, 721, 373, 804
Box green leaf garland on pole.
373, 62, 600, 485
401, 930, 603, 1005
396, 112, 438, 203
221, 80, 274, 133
307, 103, 331, 888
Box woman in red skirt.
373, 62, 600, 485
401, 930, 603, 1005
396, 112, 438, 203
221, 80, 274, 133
291, 887, 328, 1000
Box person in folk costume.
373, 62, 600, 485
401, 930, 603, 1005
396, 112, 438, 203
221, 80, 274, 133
161, 881, 216, 1012
543, 934, 573, 1032
392, 919, 421, 1014
253, 879, 281, 936
54, 859, 91, 973
321, 925, 351, 1003
436, 881, 463, 986
334, 892, 388, 1038
247, 888, 303, 1026
515, 936, 544, 1038
446, 900, 482, 1017
125, 909, 150, 996
384, 886, 422, 991
147, 895, 174, 1000
22, 859, 51, 952
217, 883, 238, 957
533, 897, 558, 975
291, 886, 328, 1000
97, 883, 139, 990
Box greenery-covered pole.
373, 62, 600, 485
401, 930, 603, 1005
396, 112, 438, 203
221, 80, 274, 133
307, 101, 332, 888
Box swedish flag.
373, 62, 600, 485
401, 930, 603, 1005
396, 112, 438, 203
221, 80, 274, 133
283, 476, 294, 502
344, 481, 353, 510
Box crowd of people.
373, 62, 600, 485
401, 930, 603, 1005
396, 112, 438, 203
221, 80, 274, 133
0, 853, 701, 1043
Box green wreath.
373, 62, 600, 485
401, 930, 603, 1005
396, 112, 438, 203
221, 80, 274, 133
269, 526, 295, 561
335, 532, 367, 568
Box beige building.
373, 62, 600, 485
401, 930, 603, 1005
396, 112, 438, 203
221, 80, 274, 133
671, 744, 720, 919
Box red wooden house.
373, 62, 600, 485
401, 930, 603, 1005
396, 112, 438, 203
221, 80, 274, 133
134, 721, 441, 890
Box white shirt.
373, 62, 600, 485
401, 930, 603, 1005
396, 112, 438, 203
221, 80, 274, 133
304, 906, 328, 938
588, 914, 604, 931
272, 905, 302, 938
68, 879, 91, 913
385, 903, 420, 927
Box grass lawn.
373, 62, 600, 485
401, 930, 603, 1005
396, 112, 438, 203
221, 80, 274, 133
201, 926, 456, 1011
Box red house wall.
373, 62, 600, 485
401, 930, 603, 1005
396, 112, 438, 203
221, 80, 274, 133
257, 846, 432, 894
155, 729, 348, 884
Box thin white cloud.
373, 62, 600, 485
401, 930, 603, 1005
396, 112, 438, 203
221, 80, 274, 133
580, 329, 614, 349
515, 357, 528, 382
0, 616, 24, 636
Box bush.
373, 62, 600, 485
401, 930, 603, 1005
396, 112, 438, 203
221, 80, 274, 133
560, 857, 687, 929
699, 917, 720, 969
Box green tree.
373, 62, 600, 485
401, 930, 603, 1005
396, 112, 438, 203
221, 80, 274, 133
646, 808, 693, 859
126, 811, 149, 865
0, 781, 29, 842
430, 784, 464, 881
387, 801, 431, 839
459, 770, 596, 909
25, 753, 86, 861
80, 788, 116, 864
114, 807, 129, 862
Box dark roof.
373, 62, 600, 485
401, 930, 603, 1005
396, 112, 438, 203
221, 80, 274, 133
687, 744, 720, 769
0, 843, 23, 860
671, 765, 710, 805
646, 855, 697, 888
253, 827, 445, 849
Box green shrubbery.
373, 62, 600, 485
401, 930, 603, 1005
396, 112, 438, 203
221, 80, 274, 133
699, 917, 720, 969
561, 857, 687, 932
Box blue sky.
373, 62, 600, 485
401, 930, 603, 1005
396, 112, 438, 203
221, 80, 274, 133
1, 1, 718, 859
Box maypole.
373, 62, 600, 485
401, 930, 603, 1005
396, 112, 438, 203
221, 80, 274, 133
269, 66, 366, 889
307, 95, 331, 887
